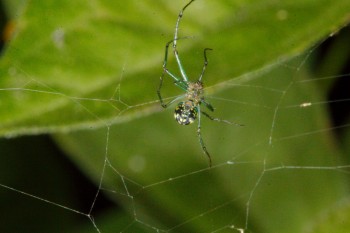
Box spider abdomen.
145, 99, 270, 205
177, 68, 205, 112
174, 100, 198, 125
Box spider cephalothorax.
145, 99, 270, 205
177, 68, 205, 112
186, 81, 204, 104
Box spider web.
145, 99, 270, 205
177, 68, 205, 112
1, 1, 350, 233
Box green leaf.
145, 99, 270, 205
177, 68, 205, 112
0, 0, 349, 136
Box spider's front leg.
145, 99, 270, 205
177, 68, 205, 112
157, 40, 182, 108
157, 71, 169, 108
158, 37, 191, 108
157, 75, 185, 108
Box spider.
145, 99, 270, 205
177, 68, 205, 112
157, 0, 242, 167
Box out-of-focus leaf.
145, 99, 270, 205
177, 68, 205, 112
0, 0, 349, 136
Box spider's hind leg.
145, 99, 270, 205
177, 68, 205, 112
197, 105, 213, 167
202, 99, 214, 112
201, 111, 244, 127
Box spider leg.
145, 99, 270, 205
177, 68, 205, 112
158, 39, 189, 108
197, 105, 212, 167
162, 38, 193, 86
198, 48, 212, 82
201, 111, 244, 126
174, 0, 194, 42
174, 0, 195, 44
157, 69, 186, 108
201, 99, 214, 112
162, 40, 181, 82
173, 0, 195, 82
158, 94, 184, 109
